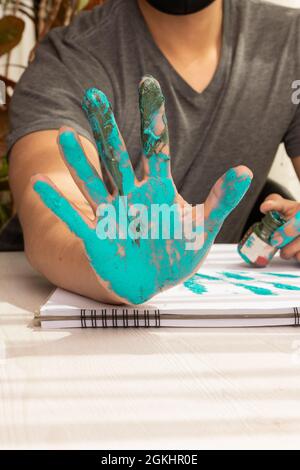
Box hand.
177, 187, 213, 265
260, 194, 300, 262
32, 76, 252, 304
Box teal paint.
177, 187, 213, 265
139, 75, 170, 179
264, 282, 300, 291
198, 168, 252, 258
33, 164, 251, 304
221, 271, 254, 281
33, 181, 91, 240
33, 78, 252, 305
34, 178, 179, 304
195, 273, 221, 281
264, 272, 300, 279
82, 88, 135, 195
148, 152, 170, 179
184, 276, 282, 297
237, 248, 252, 265
59, 131, 108, 202
234, 282, 275, 296
245, 237, 254, 248
184, 276, 207, 295
238, 211, 285, 267
270, 211, 300, 248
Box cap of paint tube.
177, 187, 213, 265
237, 211, 286, 268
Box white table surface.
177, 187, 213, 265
1, 249, 300, 450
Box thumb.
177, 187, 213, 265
204, 165, 253, 240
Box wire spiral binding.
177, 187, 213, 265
294, 307, 300, 326
80, 308, 160, 328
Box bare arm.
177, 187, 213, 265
9, 130, 121, 303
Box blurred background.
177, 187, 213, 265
266, 0, 300, 201
0, 0, 300, 243
0, 0, 105, 233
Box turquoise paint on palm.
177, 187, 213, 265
33, 76, 252, 305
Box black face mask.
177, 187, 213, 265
146, 0, 216, 15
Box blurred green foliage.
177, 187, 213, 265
0, 0, 105, 231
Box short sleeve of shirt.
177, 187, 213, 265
284, 102, 300, 159
7, 13, 113, 153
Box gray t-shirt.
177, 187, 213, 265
7, 0, 300, 242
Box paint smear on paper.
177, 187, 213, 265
184, 276, 207, 295
264, 282, 300, 291
234, 283, 275, 296
264, 272, 300, 279
195, 273, 220, 281
220, 271, 254, 281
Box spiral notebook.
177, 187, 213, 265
38, 245, 300, 329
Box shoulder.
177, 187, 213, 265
233, 0, 300, 30
43, 0, 128, 49
64, 0, 125, 42
230, 0, 300, 66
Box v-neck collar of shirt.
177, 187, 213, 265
132, 0, 233, 104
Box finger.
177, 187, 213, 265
32, 175, 94, 239
260, 193, 282, 214
139, 75, 171, 179
82, 88, 136, 195
280, 236, 300, 260
58, 127, 109, 212
260, 193, 296, 217
270, 211, 300, 248
204, 166, 253, 242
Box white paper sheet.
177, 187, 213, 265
39, 245, 300, 328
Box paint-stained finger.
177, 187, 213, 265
58, 127, 109, 212
270, 212, 300, 248
82, 88, 136, 195
32, 175, 95, 240
204, 166, 253, 241
280, 235, 300, 259
139, 75, 171, 179
260, 194, 297, 218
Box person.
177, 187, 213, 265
8, 0, 300, 304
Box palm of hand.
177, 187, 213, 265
33, 76, 252, 304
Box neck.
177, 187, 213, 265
137, 0, 223, 60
